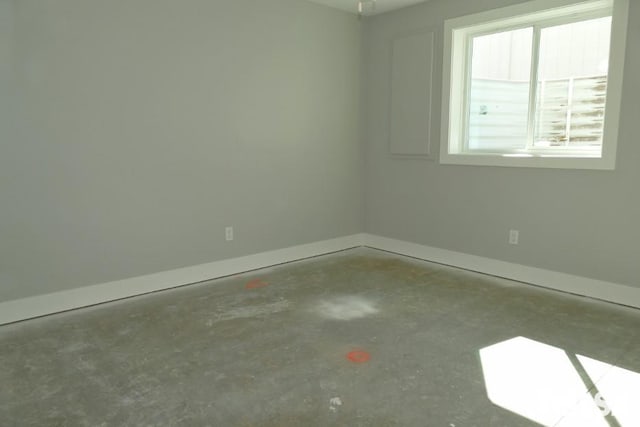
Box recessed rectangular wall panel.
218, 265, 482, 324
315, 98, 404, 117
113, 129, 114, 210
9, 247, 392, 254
389, 31, 434, 156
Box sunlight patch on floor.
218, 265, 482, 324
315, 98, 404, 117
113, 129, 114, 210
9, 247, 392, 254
481, 337, 640, 426
480, 337, 598, 426
557, 356, 640, 426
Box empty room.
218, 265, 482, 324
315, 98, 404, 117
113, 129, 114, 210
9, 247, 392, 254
1, 0, 639, 425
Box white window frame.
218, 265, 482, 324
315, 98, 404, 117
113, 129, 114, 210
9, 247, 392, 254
440, 0, 629, 170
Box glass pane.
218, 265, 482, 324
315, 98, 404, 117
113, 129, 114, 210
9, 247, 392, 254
468, 27, 533, 151
534, 16, 611, 148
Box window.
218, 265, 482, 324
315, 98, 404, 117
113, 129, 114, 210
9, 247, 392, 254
440, 0, 629, 169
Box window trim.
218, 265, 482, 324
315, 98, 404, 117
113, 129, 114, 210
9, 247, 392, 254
440, 0, 629, 170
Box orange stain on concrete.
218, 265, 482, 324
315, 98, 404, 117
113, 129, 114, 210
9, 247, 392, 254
346, 350, 371, 363
245, 279, 269, 289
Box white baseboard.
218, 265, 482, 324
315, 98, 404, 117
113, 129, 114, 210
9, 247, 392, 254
363, 234, 640, 309
0, 234, 366, 325
3, 232, 636, 325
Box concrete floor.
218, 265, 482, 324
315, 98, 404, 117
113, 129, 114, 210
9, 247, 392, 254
1, 248, 639, 426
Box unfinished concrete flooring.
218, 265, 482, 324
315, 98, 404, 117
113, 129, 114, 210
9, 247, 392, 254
2, 248, 639, 426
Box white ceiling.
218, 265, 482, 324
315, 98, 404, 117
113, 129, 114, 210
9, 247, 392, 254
305, 0, 429, 16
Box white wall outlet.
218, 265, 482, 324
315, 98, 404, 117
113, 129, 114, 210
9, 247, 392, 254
225, 226, 233, 241
509, 229, 519, 245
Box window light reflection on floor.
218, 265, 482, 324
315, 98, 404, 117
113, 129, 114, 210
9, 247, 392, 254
479, 337, 640, 426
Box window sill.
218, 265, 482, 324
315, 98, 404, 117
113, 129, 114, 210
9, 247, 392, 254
439, 152, 615, 170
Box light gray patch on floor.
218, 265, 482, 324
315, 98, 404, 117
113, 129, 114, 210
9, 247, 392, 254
208, 298, 290, 324
315, 295, 378, 320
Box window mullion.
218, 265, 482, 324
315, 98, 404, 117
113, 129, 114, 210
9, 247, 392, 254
462, 34, 474, 152
526, 26, 542, 150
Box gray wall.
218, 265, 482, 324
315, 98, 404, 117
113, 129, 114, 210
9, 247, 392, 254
0, 0, 363, 302
363, 0, 640, 287
3, 0, 636, 304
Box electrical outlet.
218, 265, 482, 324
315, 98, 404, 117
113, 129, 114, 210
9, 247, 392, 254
225, 226, 233, 241
509, 229, 519, 245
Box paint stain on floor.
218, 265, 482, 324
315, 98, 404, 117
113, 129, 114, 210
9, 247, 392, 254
245, 279, 269, 289
329, 397, 343, 412
346, 350, 371, 363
